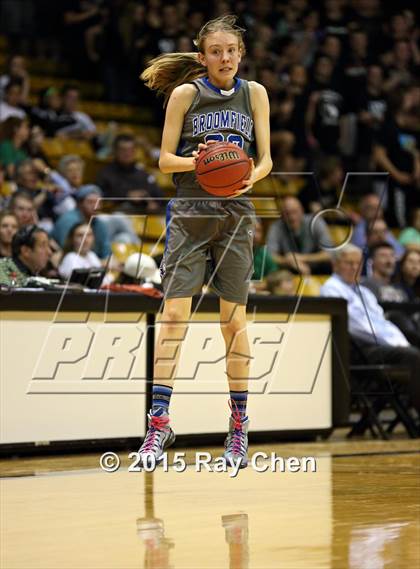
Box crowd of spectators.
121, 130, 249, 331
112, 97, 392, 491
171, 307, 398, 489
0, 4, 418, 268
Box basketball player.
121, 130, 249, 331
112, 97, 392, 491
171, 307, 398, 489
138, 15, 272, 469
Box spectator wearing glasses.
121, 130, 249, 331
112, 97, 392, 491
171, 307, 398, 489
0, 225, 51, 286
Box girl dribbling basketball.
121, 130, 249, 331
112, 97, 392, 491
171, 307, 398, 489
138, 15, 272, 468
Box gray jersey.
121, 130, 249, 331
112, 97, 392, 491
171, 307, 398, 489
173, 77, 255, 198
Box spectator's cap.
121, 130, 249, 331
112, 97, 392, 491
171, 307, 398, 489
123, 253, 161, 284
76, 184, 102, 202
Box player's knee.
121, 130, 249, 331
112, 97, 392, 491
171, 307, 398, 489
163, 305, 188, 324
220, 314, 246, 336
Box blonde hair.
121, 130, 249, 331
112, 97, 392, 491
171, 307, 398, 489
140, 15, 246, 105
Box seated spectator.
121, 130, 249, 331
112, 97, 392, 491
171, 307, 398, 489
321, 244, 420, 413
15, 159, 57, 229
0, 225, 51, 286
266, 270, 296, 295
0, 163, 17, 208
50, 184, 111, 260
373, 88, 420, 228
0, 116, 30, 177
96, 134, 163, 211
363, 242, 420, 345
342, 29, 373, 96
252, 218, 278, 281
0, 54, 30, 102
30, 87, 76, 137
26, 125, 51, 164
299, 155, 343, 213
46, 154, 86, 215
62, 1, 102, 79
395, 250, 420, 301
366, 218, 405, 260
363, 242, 408, 302
352, 193, 404, 256
354, 65, 387, 166
58, 222, 102, 279
270, 93, 299, 171
398, 207, 420, 252
0, 80, 27, 121
305, 55, 345, 156
266, 195, 332, 275
0, 211, 18, 258
9, 190, 37, 227
6, 189, 61, 274
383, 40, 417, 92
56, 85, 96, 140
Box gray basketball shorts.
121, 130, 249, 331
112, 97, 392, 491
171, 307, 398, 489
160, 198, 256, 304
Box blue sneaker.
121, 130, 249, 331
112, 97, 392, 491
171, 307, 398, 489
138, 409, 175, 467
223, 414, 249, 469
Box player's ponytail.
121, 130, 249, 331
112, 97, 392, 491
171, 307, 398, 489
141, 15, 246, 106
141, 53, 205, 106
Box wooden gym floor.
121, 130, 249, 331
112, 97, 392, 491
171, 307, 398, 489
1, 430, 419, 569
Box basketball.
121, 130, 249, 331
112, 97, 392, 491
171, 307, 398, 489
195, 142, 251, 196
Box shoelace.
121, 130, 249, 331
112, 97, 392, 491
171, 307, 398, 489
228, 399, 245, 455
141, 414, 170, 453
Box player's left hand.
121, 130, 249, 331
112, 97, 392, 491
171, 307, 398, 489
226, 158, 255, 199
192, 140, 218, 164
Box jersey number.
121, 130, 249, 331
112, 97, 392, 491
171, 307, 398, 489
204, 133, 244, 149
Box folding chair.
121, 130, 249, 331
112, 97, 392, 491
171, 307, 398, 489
348, 341, 419, 439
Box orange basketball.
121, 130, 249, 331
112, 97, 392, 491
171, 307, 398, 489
195, 142, 251, 197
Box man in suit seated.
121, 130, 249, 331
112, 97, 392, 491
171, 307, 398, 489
321, 243, 420, 414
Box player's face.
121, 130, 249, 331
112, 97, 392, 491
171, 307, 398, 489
200, 32, 242, 88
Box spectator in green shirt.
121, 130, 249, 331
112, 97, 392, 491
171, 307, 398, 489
0, 116, 30, 178
0, 225, 51, 286
252, 218, 278, 281
399, 208, 420, 252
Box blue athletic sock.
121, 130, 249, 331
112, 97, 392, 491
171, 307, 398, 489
230, 390, 248, 421
152, 384, 173, 415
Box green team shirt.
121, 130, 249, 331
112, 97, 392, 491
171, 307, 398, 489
173, 77, 255, 198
